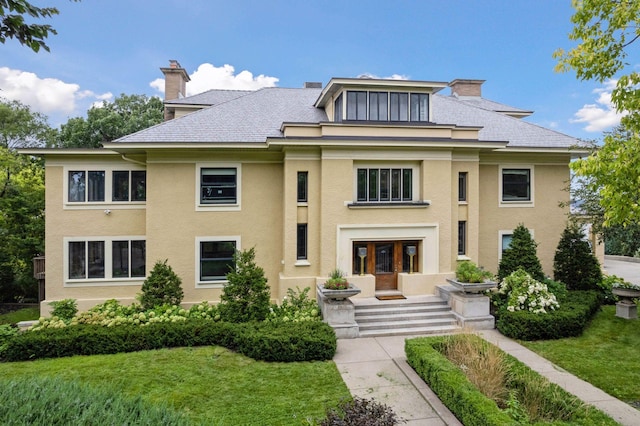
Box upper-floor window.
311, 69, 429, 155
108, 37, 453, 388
356, 168, 413, 202
113, 171, 146, 202
201, 168, 237, 205
68, 169, 145, 204
501, 168, 531, 202
297, 171, 308, 203
458, 172, 468, 202
337, 90, 430, 122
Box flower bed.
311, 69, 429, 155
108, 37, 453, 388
406, 335, 617, 425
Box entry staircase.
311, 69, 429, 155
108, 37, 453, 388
353, 294, 460, 337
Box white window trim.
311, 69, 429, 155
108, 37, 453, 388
195, 236, 241, 288
499, 165, 534, 208
63, 236, 146, 287
195, 162, 242, 212
351, 162, 421, 204
63, 165, 146, 210
498, 229, 534, 259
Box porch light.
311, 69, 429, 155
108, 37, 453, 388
406, 245, 416, 274
357, 247, 367, 276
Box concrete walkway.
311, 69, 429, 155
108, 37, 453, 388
335, 331, 640, 425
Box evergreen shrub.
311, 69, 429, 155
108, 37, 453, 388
219, 247, 271, 323
553, 224, 602, 291
0, 319, 336, 362
497, 224, 544, 281
139, 260, 184, 310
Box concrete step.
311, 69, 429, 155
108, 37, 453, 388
353, 294, 461, 337
356, 310, 455, 323
358, 324, 460, 337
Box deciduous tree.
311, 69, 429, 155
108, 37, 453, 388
555, 1, 640, 226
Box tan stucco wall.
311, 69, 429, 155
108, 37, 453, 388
477, 157, 570, 276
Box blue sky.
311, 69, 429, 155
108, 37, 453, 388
1, 0, 625, 141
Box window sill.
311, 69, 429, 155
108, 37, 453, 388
64, 202, 146, 210
457, 255, 472, 261
295, 260, 311, 266
458, 201, 468, 205
196, 281, 227, 289
64, 279, 144, 287
297, 202, 308, 207
499, 200, 534, 208
196, 204, 241, 212
347, 201, 430, 209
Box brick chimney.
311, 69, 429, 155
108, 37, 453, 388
449, 79, 485, 97
160, 60, 190, 120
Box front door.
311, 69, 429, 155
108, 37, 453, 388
353, 241, 419, 291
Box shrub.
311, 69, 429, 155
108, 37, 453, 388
497, 224, 544, 281
497, 269, 559, 314
0, 376, 189, 425
554, 224, 602, 291
219, 248, 271, 323
2, 319, 336, 363
544, 279, 569, 302
0, 324, 18, 355
49, 299, 78, 321
497, 291, 602, 340
406, 336, 617, 425
267, 287, 320, 323
320, 397, 400, 425
598, 274, 623, 305
455, 261, 493, 283
139, 260, 184, 310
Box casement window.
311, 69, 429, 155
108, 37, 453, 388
297, 224, 308, 260
346, 91, 367, 120
67, 169, 145, 204
356, 168, 413, 202
68, 171, 105, 202
501, 168, 532, 203
297, 171, 308, 203
458, 221, 467, 256
197, 238, 239, 284
112, 171, 146, 202
410, 93, 429, 121
339, 91, 430, 123
369, 92, 388, 121
66, 238, 146, 282
200, 168, 237, 205
458, 172, 468, 202
390, 92, 409, 121
334, 93, 343, 122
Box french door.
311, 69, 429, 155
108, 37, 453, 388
353, 241, 419, 291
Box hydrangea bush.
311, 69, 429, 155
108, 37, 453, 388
267, 287, 320, 323
497, 269, 559, 314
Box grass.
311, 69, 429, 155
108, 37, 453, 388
522, 305, 640, 405
0, 345, 350, 424
0, 307, 39, 325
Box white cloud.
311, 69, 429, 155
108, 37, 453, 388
356, 72, 410, 80
0, 67, 112, 124
150, 62, 279, 96
571, 79, 627, 132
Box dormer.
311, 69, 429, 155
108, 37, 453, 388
315, 78, 448, 123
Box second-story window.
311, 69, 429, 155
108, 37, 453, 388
458, 172, 468, 202
297, 171, 308, 202
201, 168, 237, 205
357, 168, 412, 202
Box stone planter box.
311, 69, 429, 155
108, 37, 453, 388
317, 284, 361, 300
446, 279, 497, 294
612, 287, 640, 299
612, 287, 640, 319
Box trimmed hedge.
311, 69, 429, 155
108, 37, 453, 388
496, 291, 602, 341
0, 319, 336, 363
405, 336, 617, 426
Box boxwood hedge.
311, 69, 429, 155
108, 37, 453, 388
496, 290, 602, 341
0, 319, 336, 363
405, 336, 617, 426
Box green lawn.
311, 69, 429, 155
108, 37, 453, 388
0, 307, 39, 325
0, 345, 350, 425
521, 305, 640, 404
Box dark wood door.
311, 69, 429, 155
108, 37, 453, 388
353, 241, 419, 291
374, 242, 397, 290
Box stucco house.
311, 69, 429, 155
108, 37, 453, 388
29, 60, 582, 317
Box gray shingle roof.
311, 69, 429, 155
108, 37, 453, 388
115, 86, 576, 148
